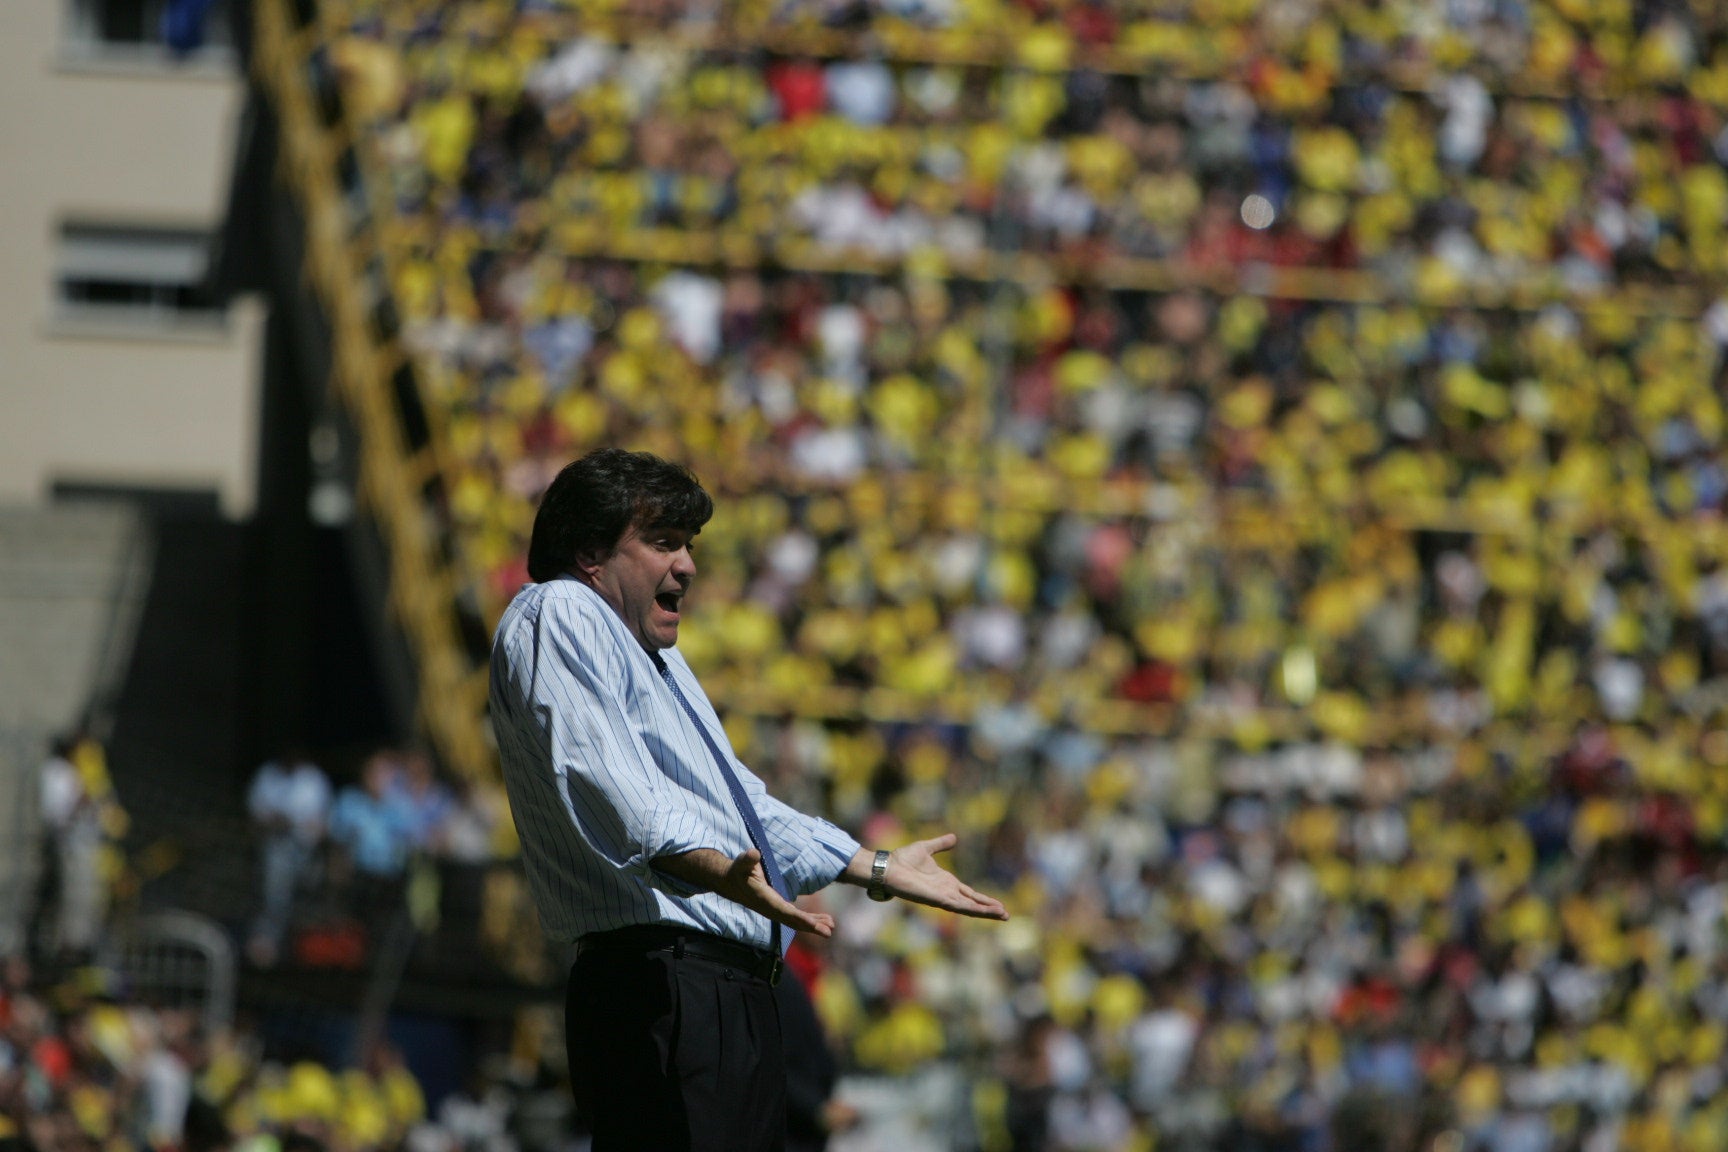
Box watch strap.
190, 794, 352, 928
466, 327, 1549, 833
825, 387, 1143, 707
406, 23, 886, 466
867, 849, 892, 901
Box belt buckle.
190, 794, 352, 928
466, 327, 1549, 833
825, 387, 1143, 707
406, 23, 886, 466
768, 954, 783, 986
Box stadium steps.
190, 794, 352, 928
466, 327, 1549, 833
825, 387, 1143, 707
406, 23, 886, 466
0, 502, 153, 952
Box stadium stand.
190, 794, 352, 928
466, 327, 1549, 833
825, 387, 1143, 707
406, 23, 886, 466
13, 0, 1723, 1149
0, 947, 434, 1152
265, 0, 1728, 1145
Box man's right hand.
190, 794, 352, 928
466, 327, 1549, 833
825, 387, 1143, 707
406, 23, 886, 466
654, 847, 836, 938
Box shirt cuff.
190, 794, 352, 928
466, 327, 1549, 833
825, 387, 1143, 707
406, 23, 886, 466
777, 815, 863, 898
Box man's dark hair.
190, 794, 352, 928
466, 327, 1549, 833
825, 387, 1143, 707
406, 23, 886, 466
526, 448, 713, 582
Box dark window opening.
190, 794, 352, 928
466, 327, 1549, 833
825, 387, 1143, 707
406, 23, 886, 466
65, 0, 234, 53
57, 223, 226, 324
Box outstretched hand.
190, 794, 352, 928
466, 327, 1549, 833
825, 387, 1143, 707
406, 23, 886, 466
718, 848, 836, 938
655, 847, 835, 938
879, 834, 1010, 920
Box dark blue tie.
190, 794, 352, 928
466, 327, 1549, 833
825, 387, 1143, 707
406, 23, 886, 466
654, 654, 792, 957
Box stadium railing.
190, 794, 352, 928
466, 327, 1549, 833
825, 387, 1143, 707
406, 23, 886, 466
253, 0, 494, 782
106, 908, 237, 1034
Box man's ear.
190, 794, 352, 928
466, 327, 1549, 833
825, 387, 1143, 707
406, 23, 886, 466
570, 548, 606, 580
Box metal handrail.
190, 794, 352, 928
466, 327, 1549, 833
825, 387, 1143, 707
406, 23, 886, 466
109, 909, 237, 1034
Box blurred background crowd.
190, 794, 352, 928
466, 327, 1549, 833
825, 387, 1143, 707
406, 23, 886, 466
10, 0, 1728, 1149
0, 939, 565, 1152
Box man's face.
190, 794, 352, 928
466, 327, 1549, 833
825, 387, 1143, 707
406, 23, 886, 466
578, 523, 697, 653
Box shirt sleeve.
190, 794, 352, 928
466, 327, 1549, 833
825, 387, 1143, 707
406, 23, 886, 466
752, 787, 863, 897
530, 602, 734, 895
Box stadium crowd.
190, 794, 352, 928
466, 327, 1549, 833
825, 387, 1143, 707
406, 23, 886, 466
298, 0, 1728, 1147
11, 735, 547, 1152
41, 0, 1728, 1148
0, 946, 548, 1152
332, 0, 1728, 283
243, 747, 510, 969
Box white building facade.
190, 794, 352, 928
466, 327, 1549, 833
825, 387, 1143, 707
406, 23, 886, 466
0, 0, 263, 517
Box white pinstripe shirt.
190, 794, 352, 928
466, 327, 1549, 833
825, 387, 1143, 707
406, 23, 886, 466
489, 576, 862, 948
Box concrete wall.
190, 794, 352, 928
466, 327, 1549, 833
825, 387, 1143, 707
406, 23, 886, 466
0, 0, 264, 518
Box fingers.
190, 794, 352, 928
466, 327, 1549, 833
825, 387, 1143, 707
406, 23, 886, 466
958, 882, 996, 909
782, 909, 834, 937
797, 911, 837, 938
936, 880, 1007, 919
940, 896, 1007, 919
729, 849, 839, 937
965, 896, 1010, 920
915, 832, 960, 855
890, 871, 1009, 919
768, 893, 835, 938
938, 883, 1008, 919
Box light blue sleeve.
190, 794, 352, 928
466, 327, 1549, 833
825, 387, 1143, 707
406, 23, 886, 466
752, 788, 863, 897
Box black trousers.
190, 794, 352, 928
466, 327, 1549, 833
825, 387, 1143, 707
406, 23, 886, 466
567, 934, 787, 1151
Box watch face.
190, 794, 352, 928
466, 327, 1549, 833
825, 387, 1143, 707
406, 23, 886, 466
869, 849, 891, 899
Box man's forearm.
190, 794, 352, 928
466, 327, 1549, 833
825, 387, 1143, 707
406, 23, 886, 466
652, 847, 736, 892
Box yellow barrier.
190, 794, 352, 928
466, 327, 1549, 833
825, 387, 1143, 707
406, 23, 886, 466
255, 0, 494, 781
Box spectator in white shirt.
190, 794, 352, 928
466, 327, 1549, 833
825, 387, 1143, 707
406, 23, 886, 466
246, 751, 332, 966
32, 735, 106, 963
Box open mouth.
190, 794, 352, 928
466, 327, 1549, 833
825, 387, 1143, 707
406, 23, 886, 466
655, 592, 682, 615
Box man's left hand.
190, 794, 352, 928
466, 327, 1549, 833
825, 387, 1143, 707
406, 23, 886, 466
846, 834, 1009, 920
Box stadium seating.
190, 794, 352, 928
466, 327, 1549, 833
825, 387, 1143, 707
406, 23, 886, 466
232, 0, 1728, 1148
0, 958, 435, 1152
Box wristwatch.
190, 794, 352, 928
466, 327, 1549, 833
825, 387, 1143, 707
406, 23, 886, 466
866, 849, 893, 901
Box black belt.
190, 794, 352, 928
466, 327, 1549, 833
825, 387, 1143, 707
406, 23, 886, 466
579, 924, 784, 985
